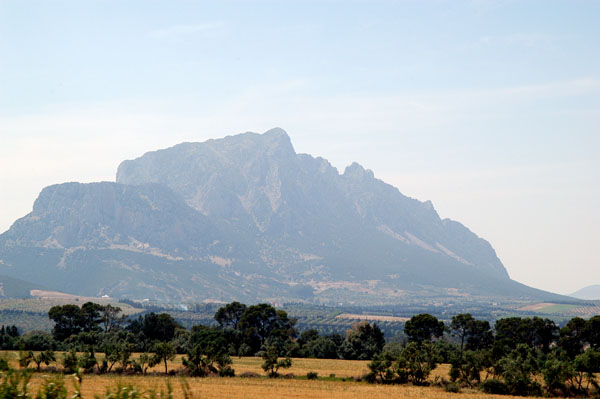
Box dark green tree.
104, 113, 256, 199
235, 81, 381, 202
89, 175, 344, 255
214, 302, 247, 330
404, 314, 444, 344
48, 304, 83, 341
450, 313, 474, 352
80, 302, 103, 333
559, 317, 588, 359
339, 322, 385, 360
238, 304, 296, 354
584, 315, 600, 349
99, 305, 124, 333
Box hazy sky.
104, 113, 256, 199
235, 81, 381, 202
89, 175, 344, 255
1, 0, 599, 295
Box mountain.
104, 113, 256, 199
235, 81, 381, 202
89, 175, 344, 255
569, 285, 600, 300
0, 128, 569, 304
0, 274, 42, 298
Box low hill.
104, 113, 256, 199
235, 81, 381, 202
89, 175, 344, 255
0, 274, 42, 298
569, 285, 600, 300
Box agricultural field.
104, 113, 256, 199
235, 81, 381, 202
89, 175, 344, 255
0, 351, 536, 399
516, 302, 600, 320
23, 374, 533, 399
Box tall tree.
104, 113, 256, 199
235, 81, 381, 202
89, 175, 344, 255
214, 302, 247, 330
339, 322, 385, 360
559, 317, 588, 359
450, 313, 475, 352
152, 342, 176, 374
404, 314, 444, 344
238, 303, 296, 354
80, 302, 103, 332
100, 304, 123, 333
48, 304, 83, 341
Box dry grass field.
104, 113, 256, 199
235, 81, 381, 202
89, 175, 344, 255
0, 350, 548, 399
22, 373, 542, 399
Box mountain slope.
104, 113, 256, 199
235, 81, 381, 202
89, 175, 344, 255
570, 285, 600, 300
0, 128, 569, 303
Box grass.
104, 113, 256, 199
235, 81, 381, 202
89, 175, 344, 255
0, 351, 556, 398
24, 373, 535, 399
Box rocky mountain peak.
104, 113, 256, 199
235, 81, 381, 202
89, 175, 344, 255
343, 162, 375, 181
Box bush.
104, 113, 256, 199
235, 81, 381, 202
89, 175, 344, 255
219, 365, 235, 377
0, 370, 32, 398
62, 350, 79, 374
445, 382, 461, 393
239, 371, 260, 378
36, 375, 67, 399
481, 378, 510, 395
307, 371, 318, 380
99, 383, 143, 399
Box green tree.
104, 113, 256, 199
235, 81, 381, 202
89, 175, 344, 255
80, 302, 103, 333
184, 325, 233, 376
584, 315, 600, 349
404, 314, 444, 344
238, 304, 296, 354
261, 345, 292, 378
450, 313, 474, 352
31, 350, 56, 371
127, 313, 181, 343
136, 352, 155, 375
48, 305, 83, 341
559, 317, 588, 359
152, 342, 176, 374
61, 350, 79, 374
449, 349, 489, 388
572, 348, 600, 393
494, 317, 557, 353
182, 343, 233, 377
496, 344, 542, 396
339, 322, 385, 360
542, 352, 575, 397
99, 304, 124, 333
214, 302, 247, 330
367, 341, 440, 385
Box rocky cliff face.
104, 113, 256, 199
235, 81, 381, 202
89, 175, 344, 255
0, 128, 556, 303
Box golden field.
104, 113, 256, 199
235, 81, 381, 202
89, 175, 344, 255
25, 374, 540, 399
0, 351, 542, 399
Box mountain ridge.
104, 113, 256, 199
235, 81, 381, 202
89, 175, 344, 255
0, 128, 568, 303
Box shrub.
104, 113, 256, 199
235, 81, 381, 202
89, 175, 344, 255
99, 383, 142, 399
0, 370, 32, 398
61, 350, 78, 374
218, 365, 235, 377
36, 375, 67, 399
481, 378, 510, 395
239, 371, 260, 378
0, 358, 10, 371
306, 371, 318, 380
445, 382, 461, 393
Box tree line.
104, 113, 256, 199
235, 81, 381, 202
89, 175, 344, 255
367, 313, 600, 397
2, 301, 600, 396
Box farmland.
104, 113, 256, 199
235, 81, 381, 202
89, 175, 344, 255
0, 352, 532, 399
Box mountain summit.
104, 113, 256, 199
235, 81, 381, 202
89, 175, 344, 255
0, 129, 562, 303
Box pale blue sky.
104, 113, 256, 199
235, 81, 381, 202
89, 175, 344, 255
1, 0, 599, 294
